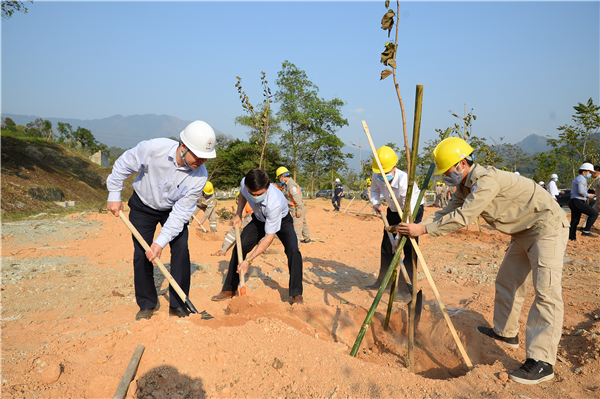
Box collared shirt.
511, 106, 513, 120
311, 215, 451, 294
106, 138, 207, 248
548, 180, 559, 199
240, 178, 288, 234
570, 175, 589, 200
422, 164, 568, 247
370, 170, 425, 215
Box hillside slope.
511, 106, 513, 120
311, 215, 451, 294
0, 135, 133, 220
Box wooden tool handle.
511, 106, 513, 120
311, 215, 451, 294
113, 344, 145, 399
119, 210, 197, 313
235, 226, 245, 288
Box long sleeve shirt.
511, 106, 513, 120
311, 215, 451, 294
370, 170, 425, 216
570, 175, 589, 200
547, 180, 559, 199
106, 138, 207, 248
422, 164, 568, 247
283, 178, 305, 211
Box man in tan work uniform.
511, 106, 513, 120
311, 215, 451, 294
396, 137, 569, 385
190, 181, 217, 233
434, 182, 443, 207
440, 183, 449, 207
277, 167, 311, 244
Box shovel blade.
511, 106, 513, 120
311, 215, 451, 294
408, 289, 424, 328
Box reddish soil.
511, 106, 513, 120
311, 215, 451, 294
2, 199, 599, 398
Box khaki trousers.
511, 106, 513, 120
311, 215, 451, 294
290, 205, 309, 242
492, 224, 568, 365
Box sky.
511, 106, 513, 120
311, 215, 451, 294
2, 1, 599, 170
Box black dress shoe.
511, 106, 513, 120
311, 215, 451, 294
135, 308, 157, 321
169, 306, 189, 318
581, 231, 599, 238
300, 239, 312, 244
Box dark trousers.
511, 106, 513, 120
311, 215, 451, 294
568, 198, 598, 239
222, 213, 303, 297
128, 191, 191, 310
377, 205, 424, 289
332, 196, 341, 211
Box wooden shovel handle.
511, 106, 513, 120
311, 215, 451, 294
118, 210, 198, 313
235, 226, 245, 289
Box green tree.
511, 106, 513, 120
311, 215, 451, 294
500, 142, 528, 172
300, 96, 350, 196
25, 118, 43, 138
275, 61, 318, 180
1, 117, 18, 134
71, 126, 106, 153
57, 122, 74, 143
1, 0, 32, 19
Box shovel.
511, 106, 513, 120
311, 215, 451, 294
235, 225, 246, 296
119, 210, 199, 314
379, 212, 423, 326
192, 214, 207, 232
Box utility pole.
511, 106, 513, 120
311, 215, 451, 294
350, 138, 364, 192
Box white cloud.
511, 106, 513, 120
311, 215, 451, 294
351, 108, 365, 114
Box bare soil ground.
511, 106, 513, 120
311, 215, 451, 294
2, 198, 599, 399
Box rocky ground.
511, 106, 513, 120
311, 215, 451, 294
1, 198, 599, 398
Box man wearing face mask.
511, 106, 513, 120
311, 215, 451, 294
568, 162, 598, 240
277, 166, 311, 244
211, 168, 304, 304
106, 120, 216, 321
547, 174, 561, 200
367, 146, 425, 298
395, 136, 569, 385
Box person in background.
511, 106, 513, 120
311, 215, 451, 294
441, 183, 449, 207
213, 192, 253, 256
568, 162, 598, 240
367, 145, 425, 300
366, 177, 378, 216
332, 178, 343, 212
190, 181, 217, 233
211, 169, 304, 305
585, 165, 600, 231
538, 181, 546, 190
435, 182, 443, 207
396, 137, 569, 385
106, 120, 216, 320
547, 174, 561, 201
277, 166, 311, 244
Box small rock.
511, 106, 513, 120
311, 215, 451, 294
272, 358, 284, 370
41, 363, 61, 384
497, 372, 509, 382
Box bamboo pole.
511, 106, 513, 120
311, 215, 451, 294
343, 197, 355, 213
409, 237, 473, 369
113, 345, 145, 399
350, 127, 451, 358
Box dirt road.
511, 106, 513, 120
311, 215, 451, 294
1, 199, 599, 398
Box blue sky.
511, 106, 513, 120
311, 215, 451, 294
2, 1, 599, 169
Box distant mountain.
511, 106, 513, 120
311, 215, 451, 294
1, 113, 226, 150
513, 134, 551, 154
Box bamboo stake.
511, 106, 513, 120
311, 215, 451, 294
113, 345, 145, 399
409, 237, 473, 369
351, 127, 451, 358
405, 85, 424, 371
193, 214, 207, 233
343, 197, 355, 213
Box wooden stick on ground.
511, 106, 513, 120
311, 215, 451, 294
409, 237, 473, 369
113, 344, 145, 399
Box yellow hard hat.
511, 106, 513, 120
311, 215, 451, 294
366, 177, 372, 186
276, 166, 290, 178
372, 146, 398, 174
432, 137, 474, 175
203, 181, 214, 195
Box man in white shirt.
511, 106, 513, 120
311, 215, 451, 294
548, 174, 560, 200
106, 120, 216, 321
211, 169, 305, 305
366, 146, 425, 298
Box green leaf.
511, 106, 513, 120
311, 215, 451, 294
385, 1, 390, 9
380, 69, 393, 80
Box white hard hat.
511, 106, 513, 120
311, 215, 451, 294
580, 162, 594, 171
550, 174, 558, 179
335, 178, 341, 183
180, 121, 217, 158
514, 171, 520, 175
538, 181, 545, 185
